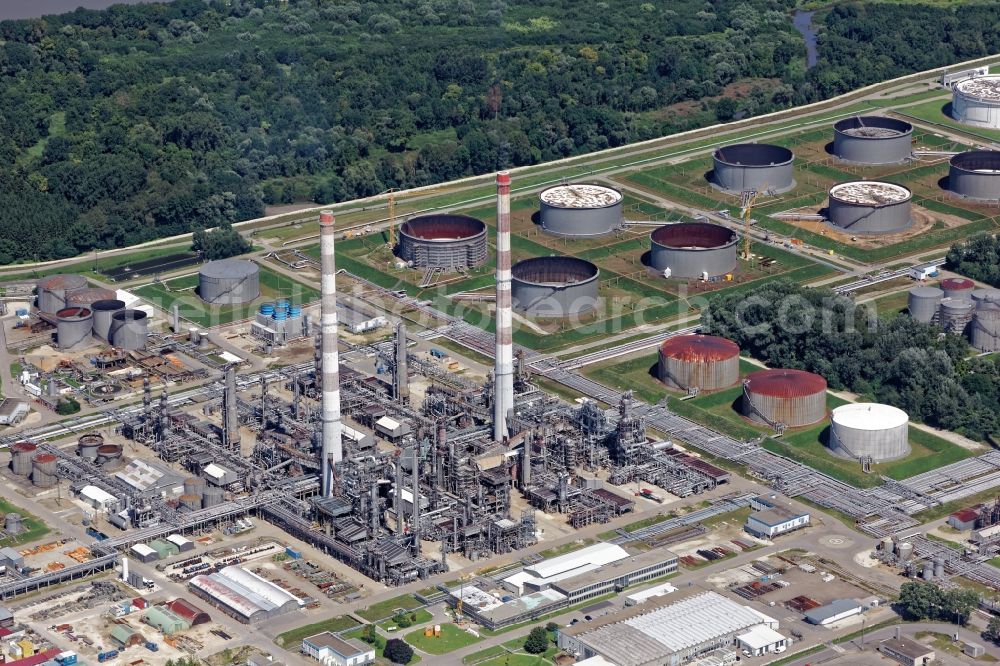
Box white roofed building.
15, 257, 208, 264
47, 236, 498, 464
203, 463, 237, 486
188, 565, 301, 623
79, 485, 117, 510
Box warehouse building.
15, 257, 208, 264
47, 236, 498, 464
165, 598, 211, 626
803, 599, 863, 625
737, 625, 788, 657
558, 590, 780, 666
878, 636, 935, 666
302, 632, 375, 666
115, 459, 185, 497
744, 498, 810, 539
143, 605, 189, 635
78, 485, 118, 511
189, 565, 303, 623
130, 543, 158, 564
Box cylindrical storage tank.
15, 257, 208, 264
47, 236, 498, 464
202, 485, 225, 508
197, 259, 260, 305
56, 307, 94, 350
198, 333, 210, 350
934, 556, 945, 578
184, 477, 206, 497
711, 143, 795, 193
510, 256, 599, 318
31, 453, 58, 488
829, 403, 910, 461
907, 287, 943, 323
538, 184, 623, 237
972, 289, 1000, 308
952, 76, 1000, 129
179, 494, 202, 511
109, 310, 148, 351
922, 561, 934, 580
832, 116, 913, 164
65, 287, 117, 309
827, 181, 912, 235
650, 222, 739, 279
948, 151, 1000, 200
259, 303, 274, 317
36, 274, 88, 314
10, 442, 37, 476
972, 307, 1000, 352
939, 297, 974, 335
397, 214, 488, 269
898, 542, 913, 562
4, 513, 22, 535
189, 328, 200, 344
96, 444, 123, 464
77, 434, 104, 461
657, 334, 740, 391
91, 299, 127, 342
742, 369, 827, 428
941, 277, 975, 301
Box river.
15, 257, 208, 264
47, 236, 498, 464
0, 0, 159, 21
791, 10, 819, 70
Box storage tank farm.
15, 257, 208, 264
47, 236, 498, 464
108, 310, 149, 351
510, 256, 599, 318
711, 143, 795, 193
832, 116, 913, 164
397, 214, 488, 269
742, 368, 827, 428
538, 183, 623, 237
827, 181, 912, 234
36, 274, 88, 314
952, 75, 1000, 129
657, 334, 740, 392
649, 222, 738, 279
907, 286, 943, 323
56, 306, 94, 349
971, 289, 1000, 352
829, 403, 910, 461
948, 151, 1000, 200
198, 259, 260, 305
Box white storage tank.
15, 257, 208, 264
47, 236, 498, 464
829, 403, 909, 462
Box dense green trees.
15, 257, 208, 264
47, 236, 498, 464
383, 638, 413, 665
897, 581, 979, 625
702, 281, 1000, 441
192, 223, 252, 261
524, 626, 549, 654
947, 234, 1000, 288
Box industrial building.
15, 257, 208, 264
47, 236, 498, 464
736, 625, 789, 657
711, 143, 795, 194
539, 184, 623, 237
396, 214, 488, 270
826, 181, 912, 235
189, 565, 303, 623
744, 499, 810, 539
741, 369, 827, 430
829, 403, 910, 462
302, 632, 375, 666
832, 116, 913, 164
657, 334, 740, 392
624, 581, 677, 606
952, 75, 1000, 129
198, 259, 260, 305
0, 399, 29, 426
251, 301, 308, 346
803, 599, 863, 625
558, 590, 780, 666
510, 256, 600, 318
142, 605, 189, 635
948, 151, 1000, 200
649, 222, 738, 280
878, 637, 935, 666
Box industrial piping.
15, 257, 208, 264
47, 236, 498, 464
320, 210, 343, 497
494, 172, 515, 441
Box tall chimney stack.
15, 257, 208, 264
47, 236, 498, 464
223, 364, 240, 450
494, 171, 514, 441
319, 210, 342, 497
395, 322, 409, 405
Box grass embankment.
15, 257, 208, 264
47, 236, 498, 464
274, 616, 360, 651
404, 623, 482, 655
357, 594, 424, 622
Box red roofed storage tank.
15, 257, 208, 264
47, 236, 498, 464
742, 368, 827, 427
657, 334, 740, 391
940, 277, 975, 300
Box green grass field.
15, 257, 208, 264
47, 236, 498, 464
0, 499, 49, 547
534, 538, 596, 560
405, 623, 482, 655
274, 615, 360, 650
357, 594, 424, 622
379, 608, 434, 631
133, 264, 320, 327
898, 98, 1000, 142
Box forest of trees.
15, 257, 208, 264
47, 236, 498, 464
1, 0, 1000, 261
946, 233, 1000, 288
702, 281, 1000, 441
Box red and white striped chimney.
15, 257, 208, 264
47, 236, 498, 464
494, 172, 514, 441
319, 210, 342, 496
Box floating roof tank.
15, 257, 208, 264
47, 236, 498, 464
711, 143, 795, 193
538, 184, 623, 237
649, 222, 738, 279
832, 116, 913, 164
91, 299, 127, 342
952, 76, 1000, 129
948, 151, 1000, 200
397, 214, 488, 269
511, 256, 599, 318
56, 307, 94, 350
827, 181, 912, 235
109, 310, 148, 351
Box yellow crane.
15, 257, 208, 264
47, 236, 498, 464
739, 189, 761, 261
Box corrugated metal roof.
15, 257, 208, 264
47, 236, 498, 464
660, 334, 739, 362
190, 575, 266, 619
524, 542, 628, 579
218, 566, 303, 608
80, 485, 117, 505
745, 368, 827, 398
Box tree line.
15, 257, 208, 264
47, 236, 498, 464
947, 234, 1000, 288
702, 281, 1000, 441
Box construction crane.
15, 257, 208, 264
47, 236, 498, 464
739, 189, 760, 261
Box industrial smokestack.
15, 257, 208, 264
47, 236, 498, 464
494, 171, 514, 441
223, 364, 240, 450
412, 447, 421, 556
319, 210, 343, 497
172, 304, 180, 334
122, 556, 129, 583
395, 322, 409, 405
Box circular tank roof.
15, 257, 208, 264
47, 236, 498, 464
910, 286, 944, 297
950, 150, 1000, 173
713, 143, 793, 167
833, 116, 912, 137
955, 76, 1000, 102
112, 309, 148, 322
11, 442, 37, 452
199, 259, 258, 279
941, 277, 975, 291
37, 274, 87, 291
745, 368, 827, 397
399, 214, 486, 241
660, 334, 740, 362
66, 288, 117, 305
33, 453, 56, 463
92, 299, 127, 312
651, 222, 737, 249
540, 184, 622, 209
56, 307, 92, 320
511, 256, 598, 286
831, 403, 908, 430
829, 181, 911, 205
